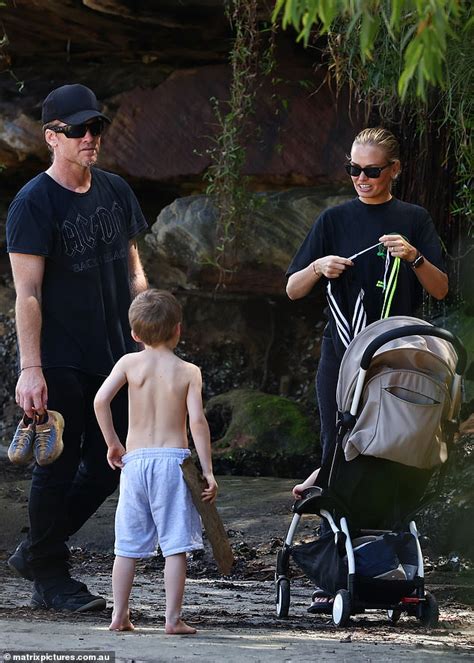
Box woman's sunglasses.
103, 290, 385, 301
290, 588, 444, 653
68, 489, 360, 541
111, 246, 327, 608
345, 163, 391, 179
45, 119, 105, 139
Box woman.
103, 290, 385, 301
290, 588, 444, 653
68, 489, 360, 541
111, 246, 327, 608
286, 127, 448, 609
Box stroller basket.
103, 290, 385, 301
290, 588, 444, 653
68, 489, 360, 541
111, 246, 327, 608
291, 530, 419, 599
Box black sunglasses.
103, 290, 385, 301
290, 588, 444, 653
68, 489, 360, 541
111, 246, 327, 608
46, 119, 105, 139
345, 163, 391, 178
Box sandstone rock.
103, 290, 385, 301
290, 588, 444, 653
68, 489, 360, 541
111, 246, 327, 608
0, 1, 229, 64
0, 112, 48, 169
145, 186, 353, 293
1, 60, 359, 184
99, 64, 359, 183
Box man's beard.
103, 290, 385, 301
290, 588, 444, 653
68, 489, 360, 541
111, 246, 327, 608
79, 151, 99, 168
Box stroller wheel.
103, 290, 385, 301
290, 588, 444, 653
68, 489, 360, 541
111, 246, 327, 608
419, 591, 439, 627
332, 589, 351, 627
275, 577, 290, 618
387, 609, 402, 624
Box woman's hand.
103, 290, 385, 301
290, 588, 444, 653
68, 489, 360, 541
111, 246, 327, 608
292, 468, 320, 500
379, 234, 417, 262
314, 255, 353, 279
292, 483, 307, 500
379, 233, 448, 299
287, 255, 352, 300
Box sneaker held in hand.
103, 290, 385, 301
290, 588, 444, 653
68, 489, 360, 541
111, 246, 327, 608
34, 410, 65, 466
8, 414, 36, 465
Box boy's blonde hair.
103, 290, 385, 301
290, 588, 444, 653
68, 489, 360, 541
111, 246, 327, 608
129, 289, 182, 346
352, 127, 400, 163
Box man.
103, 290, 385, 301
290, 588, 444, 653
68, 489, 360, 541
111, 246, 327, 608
6, 83, 148, 612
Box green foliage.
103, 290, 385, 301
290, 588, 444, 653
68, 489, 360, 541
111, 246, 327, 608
441, 310, 474, 401
273, 0, 466, 102
441, 17, 474, 242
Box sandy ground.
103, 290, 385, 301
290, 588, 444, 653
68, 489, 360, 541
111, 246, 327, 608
0, 461, 473, 662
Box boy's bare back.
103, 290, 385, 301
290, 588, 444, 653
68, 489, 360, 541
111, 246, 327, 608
94, 288, 215, 498
119, 346, 201, 451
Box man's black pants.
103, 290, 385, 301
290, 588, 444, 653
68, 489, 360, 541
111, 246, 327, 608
27, 368, 128, 580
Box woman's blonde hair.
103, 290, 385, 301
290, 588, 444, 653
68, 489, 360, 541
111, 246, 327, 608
352, 127, 400, 163
129, 288, 182, 346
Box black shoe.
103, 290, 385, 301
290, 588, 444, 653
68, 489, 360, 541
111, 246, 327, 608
8, 541, 34, 581
31, 579, 106, 613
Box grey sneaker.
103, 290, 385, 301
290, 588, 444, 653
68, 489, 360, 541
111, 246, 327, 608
8, 414, 36, 464
31, 579, 106, 612
34, 410, 65, 466
7, 540, 34, 581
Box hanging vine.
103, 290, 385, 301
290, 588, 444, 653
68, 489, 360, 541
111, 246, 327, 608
204, 0, 276, 284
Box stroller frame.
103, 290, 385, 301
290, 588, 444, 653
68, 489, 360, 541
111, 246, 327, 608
275, 323, 467, 627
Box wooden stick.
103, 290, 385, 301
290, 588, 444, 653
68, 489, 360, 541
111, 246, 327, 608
181, 457, 234, 575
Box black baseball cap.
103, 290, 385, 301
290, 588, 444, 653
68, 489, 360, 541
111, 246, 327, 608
42, 84, 111, 125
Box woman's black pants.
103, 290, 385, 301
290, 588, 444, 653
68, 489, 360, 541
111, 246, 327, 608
316, 335, 342, 467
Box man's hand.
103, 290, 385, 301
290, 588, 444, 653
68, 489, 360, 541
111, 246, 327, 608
16, 367, 48, 418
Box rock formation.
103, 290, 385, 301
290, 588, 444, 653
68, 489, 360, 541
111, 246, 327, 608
145, 187, 353, 293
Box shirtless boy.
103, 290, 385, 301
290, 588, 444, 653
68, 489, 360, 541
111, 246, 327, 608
94, 289, 218, 634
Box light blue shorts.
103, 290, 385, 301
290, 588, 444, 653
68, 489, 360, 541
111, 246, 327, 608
114, 448, 203, 558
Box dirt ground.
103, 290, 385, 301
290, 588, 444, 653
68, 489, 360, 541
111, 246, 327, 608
0, 458, 473, 662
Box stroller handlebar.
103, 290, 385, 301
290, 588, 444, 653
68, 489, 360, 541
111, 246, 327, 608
360, 325, 467, 375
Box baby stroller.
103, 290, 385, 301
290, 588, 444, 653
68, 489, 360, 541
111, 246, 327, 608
275, 316, 466, 627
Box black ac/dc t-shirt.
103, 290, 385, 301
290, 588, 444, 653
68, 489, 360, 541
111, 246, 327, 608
7, 168, 148, 376
286, 197, 445, 358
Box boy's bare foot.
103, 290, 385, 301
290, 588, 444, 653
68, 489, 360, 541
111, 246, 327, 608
109, 612, 135, 631
165, 619, 197, 635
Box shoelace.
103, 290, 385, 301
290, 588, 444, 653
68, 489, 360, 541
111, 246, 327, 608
15, 421, 34, 445
35, 427, 52, 453
15, 433, 33, 451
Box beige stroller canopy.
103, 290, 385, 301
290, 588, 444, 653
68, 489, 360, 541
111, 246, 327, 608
336, 316, 462, 470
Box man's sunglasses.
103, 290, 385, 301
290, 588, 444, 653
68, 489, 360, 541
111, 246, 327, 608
46, 119, 105, 139
345, 163, 391, 178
